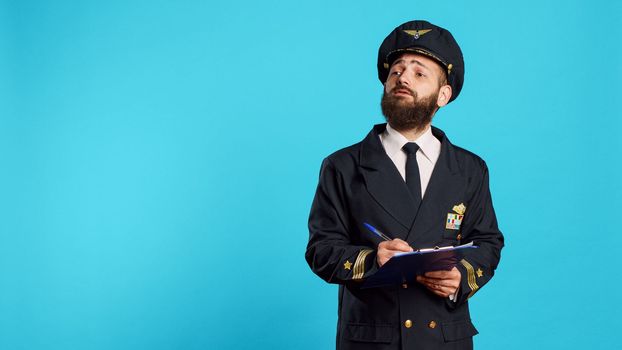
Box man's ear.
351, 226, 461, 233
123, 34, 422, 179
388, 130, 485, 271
437, 85, 452, 107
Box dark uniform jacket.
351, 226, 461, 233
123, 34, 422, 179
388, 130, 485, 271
306, 124, 504, 350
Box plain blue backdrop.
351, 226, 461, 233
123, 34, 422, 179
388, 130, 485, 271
1, 0, 621, 349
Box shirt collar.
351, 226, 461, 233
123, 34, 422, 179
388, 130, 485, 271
382, 124, 440, 162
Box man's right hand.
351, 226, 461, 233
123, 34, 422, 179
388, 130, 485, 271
376, 239, 413, 267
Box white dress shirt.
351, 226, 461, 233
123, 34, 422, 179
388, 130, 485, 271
379, 124, 441, 198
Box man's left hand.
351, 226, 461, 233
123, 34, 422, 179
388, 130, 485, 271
416, 267, 461, 298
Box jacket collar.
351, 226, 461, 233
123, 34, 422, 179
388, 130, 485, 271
381, 124, 440, 165
360, 124, 459, 175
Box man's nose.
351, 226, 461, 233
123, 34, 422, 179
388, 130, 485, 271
397, 73, 410, 86
397, 69, 411, 86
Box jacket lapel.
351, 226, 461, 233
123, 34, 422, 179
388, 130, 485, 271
359, 124, 419, 234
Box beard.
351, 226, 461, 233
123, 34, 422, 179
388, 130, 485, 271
381, 86, 439, 132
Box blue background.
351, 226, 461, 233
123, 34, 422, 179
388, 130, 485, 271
1, 0, 620, 349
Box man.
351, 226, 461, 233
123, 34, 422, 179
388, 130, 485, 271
305, 20, 504, 349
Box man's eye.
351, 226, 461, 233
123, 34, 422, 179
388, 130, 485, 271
416, 72, 425, 77
392, 71, 402, 76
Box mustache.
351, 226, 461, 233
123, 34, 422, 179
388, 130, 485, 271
390, 85, 415, 97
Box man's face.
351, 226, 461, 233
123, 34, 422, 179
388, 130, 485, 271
381, 53, 451, 131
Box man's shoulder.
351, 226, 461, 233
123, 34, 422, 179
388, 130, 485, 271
431, 126, 487, 171
453, 144, 486, 164
322, 124, 383, 168
450, 143, 489, 176
323, 141, 362, 169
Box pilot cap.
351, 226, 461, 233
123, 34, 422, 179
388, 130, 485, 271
377, 20, 464, 102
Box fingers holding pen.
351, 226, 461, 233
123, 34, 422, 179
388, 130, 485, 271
377, 239, 413, 267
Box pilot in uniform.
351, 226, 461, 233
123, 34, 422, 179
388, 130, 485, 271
306, 20, 504, 350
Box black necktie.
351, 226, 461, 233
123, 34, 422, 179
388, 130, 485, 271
402, 143, 422, 204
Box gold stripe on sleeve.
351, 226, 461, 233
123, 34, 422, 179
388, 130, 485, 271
460, 259, 479, 298
352, 249, 374, 280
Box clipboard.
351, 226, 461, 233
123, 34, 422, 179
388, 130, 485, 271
361, 242, 478, 289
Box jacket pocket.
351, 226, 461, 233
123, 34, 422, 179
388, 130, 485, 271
442, 228, 462, 243
441, 319, 478, 342
344, 323, 393, 343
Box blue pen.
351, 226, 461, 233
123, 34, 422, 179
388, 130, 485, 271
363, 222, 392, 241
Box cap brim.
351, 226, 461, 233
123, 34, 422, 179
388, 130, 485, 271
386, 47, 448, 69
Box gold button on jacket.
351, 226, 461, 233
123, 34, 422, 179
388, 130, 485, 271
428, 321, 437, 329
404, 320, 413, 328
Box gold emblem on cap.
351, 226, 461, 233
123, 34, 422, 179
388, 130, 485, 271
476, 268, 483, 278
403, 29, 432, 39
452, 203, 466, 215
344, 260, 352, 270
447, 63, 453, 75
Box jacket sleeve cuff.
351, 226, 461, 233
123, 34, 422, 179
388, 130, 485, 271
340, 248, 378, 283
455, 258, 481, 304
353, 249, 377, 280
